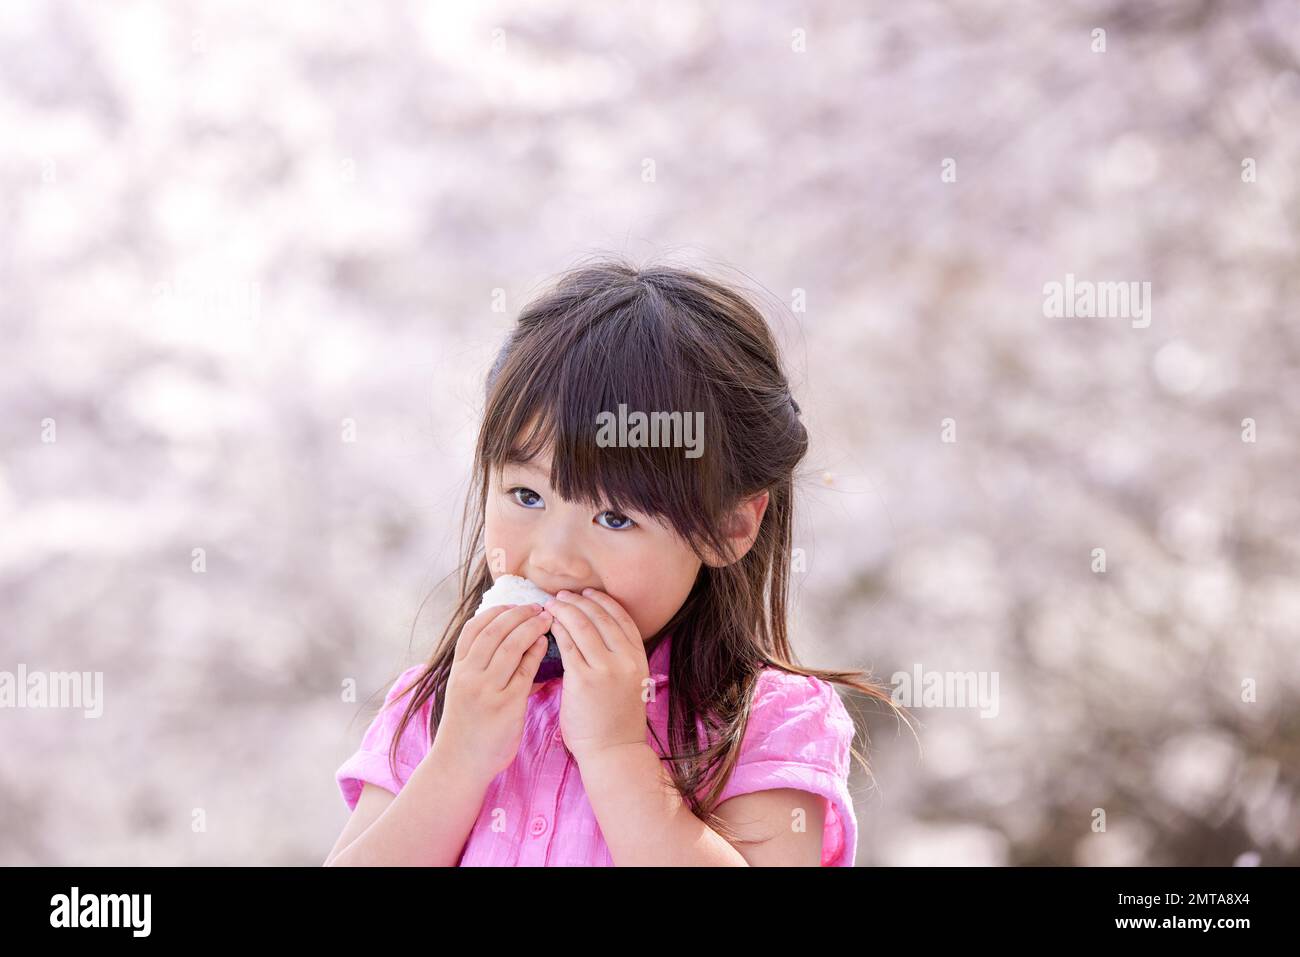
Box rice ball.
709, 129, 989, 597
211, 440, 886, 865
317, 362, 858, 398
475, 575, 564, 682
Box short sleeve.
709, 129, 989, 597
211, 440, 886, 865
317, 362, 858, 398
335, 665, 432, 812
715, 669, 859, 866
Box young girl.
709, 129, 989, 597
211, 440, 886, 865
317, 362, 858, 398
327, 258, 894, 866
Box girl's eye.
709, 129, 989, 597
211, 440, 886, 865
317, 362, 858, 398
506, 487, 636, 531
596, 510, 636, 531
509, 486, 543, 508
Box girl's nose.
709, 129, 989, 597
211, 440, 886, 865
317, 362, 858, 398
526, 550, 587, 583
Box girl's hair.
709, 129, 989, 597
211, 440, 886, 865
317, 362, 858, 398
378, 255, 903, 850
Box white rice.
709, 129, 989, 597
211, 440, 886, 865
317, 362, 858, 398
474, 574, 555, 615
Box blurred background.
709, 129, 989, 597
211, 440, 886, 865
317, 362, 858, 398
1, 0, 1297, 865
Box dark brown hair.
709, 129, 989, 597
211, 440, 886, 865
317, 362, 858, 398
375, 255, 904, 850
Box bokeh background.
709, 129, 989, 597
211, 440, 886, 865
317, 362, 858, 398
2, 0, 1297, 865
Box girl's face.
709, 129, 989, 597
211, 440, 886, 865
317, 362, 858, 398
485, 447, 703, 658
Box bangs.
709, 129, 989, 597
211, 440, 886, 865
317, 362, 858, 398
482, 284, 729, 556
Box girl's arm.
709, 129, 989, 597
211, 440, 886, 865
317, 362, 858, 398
324, 740, 493, 867
578, 742, 755, 866
580, 744, 826, 865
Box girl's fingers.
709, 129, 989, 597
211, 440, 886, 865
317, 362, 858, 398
549, 617, 589, 670
486, 608, 553, 689
455, 604, 515, 661
552, 592, 623, 654
546, 594, 614, 661
465, 604, 543, 669
576, 589, 642, 652
506, 631, 553, 695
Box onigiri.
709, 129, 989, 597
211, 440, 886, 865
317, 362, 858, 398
475, 575, 564, 681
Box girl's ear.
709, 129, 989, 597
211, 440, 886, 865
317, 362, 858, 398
701, 490, 770, 568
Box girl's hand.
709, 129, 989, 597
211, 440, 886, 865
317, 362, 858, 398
545, 589, 650, 765
435, 603, 555, 781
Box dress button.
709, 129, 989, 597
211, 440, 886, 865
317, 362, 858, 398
529, 815, 548, 837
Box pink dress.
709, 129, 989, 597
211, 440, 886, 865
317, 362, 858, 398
336, 632, 859, 865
